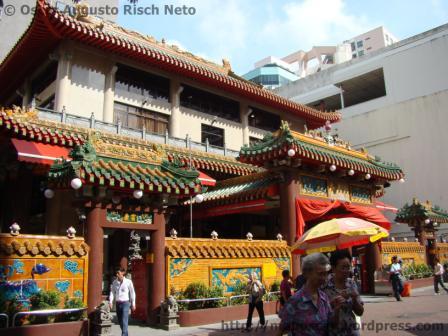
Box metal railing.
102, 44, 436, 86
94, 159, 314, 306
11, 307, 86, 328
0, 313, 8, 329
35, 107, 240, 157
176, 291, 281, 308
228, 294, 249, 306
266, 291, 280, 302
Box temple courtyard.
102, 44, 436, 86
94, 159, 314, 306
113, 286, 447, 336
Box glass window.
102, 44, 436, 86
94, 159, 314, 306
201, 124, 224, 147
115, 64, 170, 101
356, 40, 363, 48
248, 106, 281, 132
358, 50, 365, 57
180, 85, 240, 122
351, 42, 356, 51
352, 53, 357, 58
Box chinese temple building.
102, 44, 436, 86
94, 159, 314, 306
395, 199, 448, 266
0, 0, 405, 327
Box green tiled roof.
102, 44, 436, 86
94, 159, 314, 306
238, 121, 404, 181
395, 199, 448, 224
48, 141, 202, 195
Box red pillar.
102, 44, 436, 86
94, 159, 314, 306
86, 205, 105, 313
147, 211, 166, 325
279, 171, 300, 277
365, 242, 381, 294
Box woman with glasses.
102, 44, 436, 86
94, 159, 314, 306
323, 249, 364, 336
278, 253, 343, 336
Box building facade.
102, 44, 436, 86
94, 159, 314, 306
344, 26, 399, 59
276, 23, 448, 240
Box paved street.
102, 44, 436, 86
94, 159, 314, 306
113, 286, 447, 336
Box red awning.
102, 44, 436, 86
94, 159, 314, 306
295, 198, 392, 239
198, 170, 216, 187
11, 139, 70, 166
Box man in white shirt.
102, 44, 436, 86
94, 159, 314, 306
433, 257, 448, 295
389, 256, 403, 301
109, 268, 136, 336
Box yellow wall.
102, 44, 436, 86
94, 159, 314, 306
167, 256, 290, 295
380, 242, 426, 266
437, 243, 448, 264
0, 234, 89, 306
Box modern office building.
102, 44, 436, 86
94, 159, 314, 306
276, 23, 448, 239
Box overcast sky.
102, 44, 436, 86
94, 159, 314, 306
118, 0, 448, 74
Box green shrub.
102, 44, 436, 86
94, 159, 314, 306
182, 282, 209, 310
204, 286, 225, 308
29, 290, 61, 324
229, 281, 249, 305
178, 282, 227, 310
269, 280, 281, 301
55, 296, 86, 322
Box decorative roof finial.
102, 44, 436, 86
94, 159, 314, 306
211, 230, 218, 240
276, 233, 283, 241
170, 228, 178, 239
246, 232, 253, 241
9, 222, 20, 236
67, 226, 77, 239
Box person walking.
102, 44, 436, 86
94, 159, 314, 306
433, 257, 448, 295
244, 272, 265, 331
279, 269, 293, 309
324, 249, 364, 336
109, 267, 136, 336
389, 256, 403, 301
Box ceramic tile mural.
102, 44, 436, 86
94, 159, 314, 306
211, 267, 261, 293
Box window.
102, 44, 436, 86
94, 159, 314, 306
352, 54, 357, 58
180, 85, 240, 122
351, 42, 356, 52
356, 40, 363, 48
115, 64, 170, 101
39, 94, 55, 110
358, 50, 365, 57
31, 61, 57, 100
248, 106, 281, 132
201, 124, 224, 147
113, 102, 169, 135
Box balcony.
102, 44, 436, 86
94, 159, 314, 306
35, 107, 240, 158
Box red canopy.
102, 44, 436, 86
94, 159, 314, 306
11, 139, 70, 166
295, 198, 391, 239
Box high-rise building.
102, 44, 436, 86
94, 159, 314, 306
344, 26, 399, 59
243, 26, 399, 87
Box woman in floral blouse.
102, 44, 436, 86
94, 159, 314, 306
323, 250, 364, 336
278, 253, 343, 336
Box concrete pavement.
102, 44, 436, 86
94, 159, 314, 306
112, 286, 447, 336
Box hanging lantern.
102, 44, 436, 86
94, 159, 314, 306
44, 189, 55, 199
365, 173, 371, 180
70, 178, 83, 190
133, 190, 143, 199
329, 164, 336, 172
287, 149, 296, 157
348, 169, 355, 176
